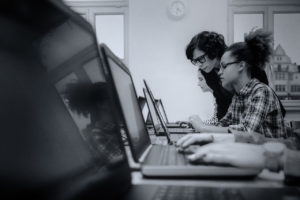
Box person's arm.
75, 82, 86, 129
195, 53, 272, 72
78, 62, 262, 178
183, 142, 300, 184
189, 107, 233, 133
233, 130, 300, 150
198, 125, 229, 133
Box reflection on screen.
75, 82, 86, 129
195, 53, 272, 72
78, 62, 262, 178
39, 18, 125, 168
56, 79, 124, 167
108, 58, 150, 156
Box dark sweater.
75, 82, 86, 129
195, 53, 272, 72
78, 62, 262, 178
201, 69, 233, 120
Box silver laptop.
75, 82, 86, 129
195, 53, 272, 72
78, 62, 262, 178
99, 44, 261, 178
143, 81, 195, 136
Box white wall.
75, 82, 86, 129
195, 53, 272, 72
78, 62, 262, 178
128, 0, 228, 121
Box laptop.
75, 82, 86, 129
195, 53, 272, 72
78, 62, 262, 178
143, 81, 195, 136
143, 80, 192, 128
99, 44, 261, 178
138, 96, 153, 127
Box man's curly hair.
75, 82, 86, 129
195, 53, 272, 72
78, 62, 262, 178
186, 31, 227, 60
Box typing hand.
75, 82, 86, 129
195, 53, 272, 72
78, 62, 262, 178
176, 133, 235, 149
187, 143, 265, 169
176, 133, 214, 149
177, 145, 199, 155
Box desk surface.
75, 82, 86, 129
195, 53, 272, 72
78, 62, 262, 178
131, 170, 286, 188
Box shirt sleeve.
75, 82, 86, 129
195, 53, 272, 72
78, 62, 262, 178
229, 88, 271, 133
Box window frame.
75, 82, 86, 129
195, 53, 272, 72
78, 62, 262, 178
64, 1, 129, 65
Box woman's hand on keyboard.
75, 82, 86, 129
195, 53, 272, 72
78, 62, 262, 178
176, 133, 235, 149
176, 145, 199, 155
186, 142, 265, 169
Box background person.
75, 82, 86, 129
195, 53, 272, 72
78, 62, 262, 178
186, 31, 233, 121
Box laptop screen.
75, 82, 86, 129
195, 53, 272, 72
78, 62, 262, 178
144, 80, 172, 144
0, 0, 130, 198
101, 47, 151, 162
143, 88, 161, 133
157, 99, 169, 124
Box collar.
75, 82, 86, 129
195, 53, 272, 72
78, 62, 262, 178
237, 78, 260, 96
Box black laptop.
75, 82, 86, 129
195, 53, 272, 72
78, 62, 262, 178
98, 44, 262, 178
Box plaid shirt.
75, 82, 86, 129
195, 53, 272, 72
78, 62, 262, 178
219, 79, 287, 138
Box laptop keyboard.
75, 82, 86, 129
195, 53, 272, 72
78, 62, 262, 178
170, 134, 184, 141
149, 145, 189, 166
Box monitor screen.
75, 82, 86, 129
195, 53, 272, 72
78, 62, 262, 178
105, 55, 151, 161
143, 88, 161, 132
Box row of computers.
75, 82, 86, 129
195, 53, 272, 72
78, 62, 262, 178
98, 44, 260, 178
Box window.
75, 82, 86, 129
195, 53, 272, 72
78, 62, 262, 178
275, 72, 286, 80
275, 85, 286, 92
233, 14, 263, 42
291, 85, 300, 92
95, 15, 125, 59
228, 0, 300, 101
65, 0, 128, 64
278, 64, 281, 71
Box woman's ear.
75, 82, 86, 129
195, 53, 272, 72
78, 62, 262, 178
238, 61, 246, 72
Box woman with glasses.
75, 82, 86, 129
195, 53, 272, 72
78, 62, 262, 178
186, 31, 233, 124
187, 29, 287, 138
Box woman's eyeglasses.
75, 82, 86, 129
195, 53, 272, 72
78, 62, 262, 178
219, 61, 240, 69
191, 54, 207, 66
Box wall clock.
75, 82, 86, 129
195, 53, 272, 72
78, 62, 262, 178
167, 0, 187, 20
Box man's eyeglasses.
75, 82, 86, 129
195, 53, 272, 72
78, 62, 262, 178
191, 54, 207, 66
219, 61, 240, 69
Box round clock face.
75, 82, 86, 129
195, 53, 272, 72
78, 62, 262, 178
168, 0, 186, 20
